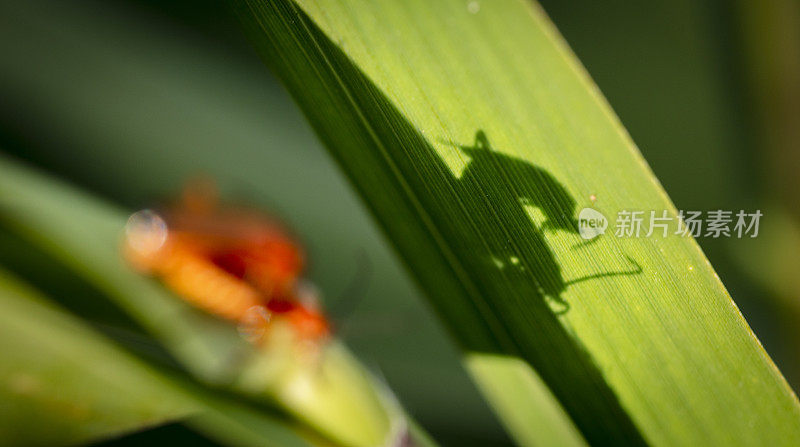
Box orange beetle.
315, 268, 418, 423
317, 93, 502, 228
122, 180, 330, 344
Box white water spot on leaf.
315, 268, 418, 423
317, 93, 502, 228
237, 305, 271, 343
125, 209, 167, 256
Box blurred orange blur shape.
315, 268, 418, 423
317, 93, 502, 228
122, 179, 330, 345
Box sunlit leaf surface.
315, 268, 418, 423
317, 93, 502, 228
232, 0, 800, 445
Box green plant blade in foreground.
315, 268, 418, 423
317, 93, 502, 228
0, 266, 320, 447
0, 268, 192, 446
232, 0, 800, 445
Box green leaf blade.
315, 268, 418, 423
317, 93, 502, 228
0, 266, 321, 447
232, 0, 800, 445
0, 268, 194, 446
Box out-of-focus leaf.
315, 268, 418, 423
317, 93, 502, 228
231, 0, 800, 445
0, 268, 193, 445
0, 266, 321, 447
0, 155, 248, 384
465, 355, 585, 447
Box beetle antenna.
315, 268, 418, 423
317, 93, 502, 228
329, 250, 372, 336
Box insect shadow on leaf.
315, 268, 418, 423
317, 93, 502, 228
441, 130, 641, 315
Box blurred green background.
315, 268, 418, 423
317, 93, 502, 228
0, 0, 797, 445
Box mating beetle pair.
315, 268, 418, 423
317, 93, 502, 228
123, 180, 329, 345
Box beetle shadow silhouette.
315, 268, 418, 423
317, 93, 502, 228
441, 130, 642, 315
442, 130, 578, 314
245, 3, 647, 444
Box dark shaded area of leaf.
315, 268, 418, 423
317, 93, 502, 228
233, 1, 646, 444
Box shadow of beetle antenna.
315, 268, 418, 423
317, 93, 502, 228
548, 255, 642, 316
563, 255, 643, 287
570, 236, 602, 249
